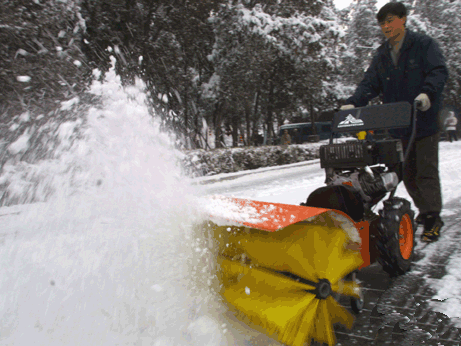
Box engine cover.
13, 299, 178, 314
320, 139, 404, 169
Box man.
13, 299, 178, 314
293, 128, 300, 144
444, 111, 458, 142
281, 129, 291, 146
341, 2, 448, 242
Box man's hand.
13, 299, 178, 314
340, 104, 355, 111
415, 93, 431, 111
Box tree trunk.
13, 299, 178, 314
245, 103, 251, 146
213, 101, 224, 148
184, 97, 189, 147
240, 125, 248, 146
266, 81, 275, 145
232, 114, 239, 147
310, 99, 317, 135
251, 91, 261, 146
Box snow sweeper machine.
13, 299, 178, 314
200, 101, 419, 345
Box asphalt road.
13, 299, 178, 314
332, 198, 461, 346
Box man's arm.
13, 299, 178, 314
345, 53, 382, 107
421, 38, 448, 103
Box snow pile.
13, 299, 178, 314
414, 141, 461, 327
431, 255, 461, 325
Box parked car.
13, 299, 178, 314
278, 122, 332, 143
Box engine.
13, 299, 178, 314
318, 138, 404, 205
319, 139, 404, 169
327, 167, 399, 203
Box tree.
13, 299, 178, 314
81, 0, 221, 148
0, 0, 90, 118
300, 0, 350, 114
438, 0, 461, 109
412, 0, 461, 109
341, 0, 382, 90
402, 0, 461, 110
204, 0, 345, 146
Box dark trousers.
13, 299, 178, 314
447, 130, 458, 142
402, 133, 442, 215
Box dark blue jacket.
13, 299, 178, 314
346, 29, 448, 139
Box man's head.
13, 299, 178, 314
377, 2, 407, 42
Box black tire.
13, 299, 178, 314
351, 296, 364, 314
346, 271, 364, 314
376, 197, 416, 277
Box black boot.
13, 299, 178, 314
421, 213, 444, 242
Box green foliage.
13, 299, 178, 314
0, 0, 91, 118
341, 0, 381, 88
413, 0, 461, 108
81, 0, 220, 139
3, 0, 461, 150
203, 0, 344, 146
439, 1, 461, 108
80, 0, 342, 147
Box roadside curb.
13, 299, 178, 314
190, 159, 321, 185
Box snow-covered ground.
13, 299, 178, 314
1, 62, 460, 346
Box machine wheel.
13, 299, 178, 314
345, 270, 365, 314
351, 296, 364, 314
347, 271, 364, 314
376, 197, 415, 277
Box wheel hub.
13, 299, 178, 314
399, 214, 413, 260
316, 279, 332, 300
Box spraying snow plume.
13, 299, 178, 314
0, 59, 231, 346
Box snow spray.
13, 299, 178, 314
0, 58, 231, 346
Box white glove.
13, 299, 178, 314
415, 93, 431, 112
340, 104, 355, 111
